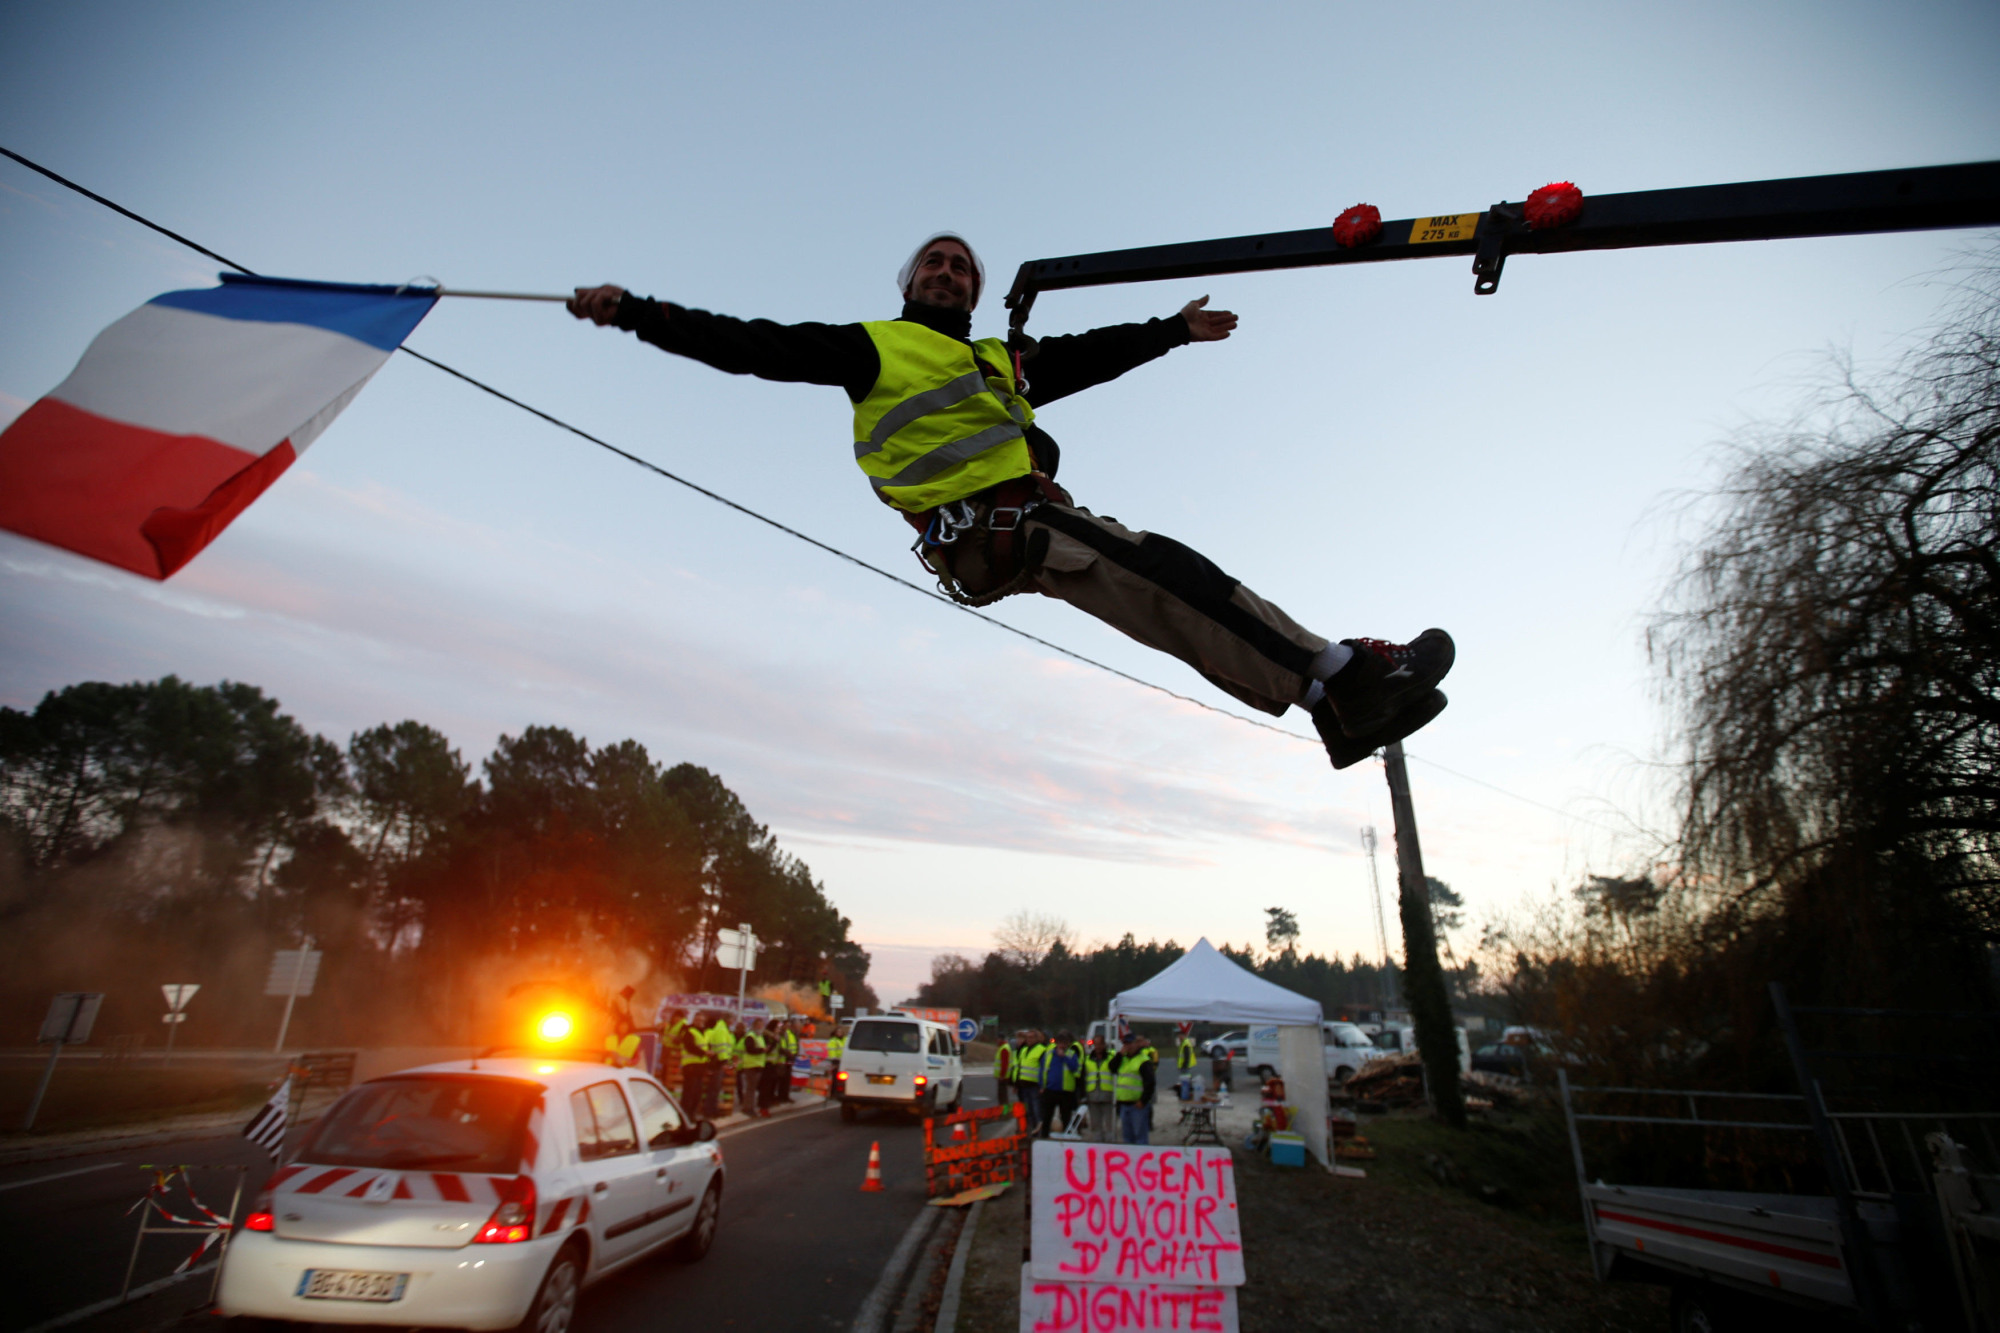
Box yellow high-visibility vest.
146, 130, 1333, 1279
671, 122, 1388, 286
851, 322, 1034, 512
1017, 1042, 1049, 1083
740, 1032, 767, 1070
1113, 1053, 1147, 1103
1176, 1038, 1197, 1071
828, 1036, 846, 1061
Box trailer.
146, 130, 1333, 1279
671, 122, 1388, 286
1559, 985, 2000, 1330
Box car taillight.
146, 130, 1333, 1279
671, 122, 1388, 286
836, 1070, 848, 1081
241, 1172, 282, 1232
913, 1075, 927, 1087
474, 1176, 538, 1244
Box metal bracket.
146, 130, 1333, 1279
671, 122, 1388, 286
1472, 202, 1522, 296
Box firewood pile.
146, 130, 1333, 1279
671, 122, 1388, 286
1341, 1054, 1528, 1111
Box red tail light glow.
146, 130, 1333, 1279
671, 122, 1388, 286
474, 1176, 538, 1244
913, 1075, 928, 1087
242, 1170, 284, 1232
836, 1070, 848, 1081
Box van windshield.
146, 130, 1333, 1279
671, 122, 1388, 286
847, 1021, 922, 1054
298, 1076, 537, 1173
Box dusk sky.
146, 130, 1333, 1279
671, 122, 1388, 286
4, 2, 1997, 1004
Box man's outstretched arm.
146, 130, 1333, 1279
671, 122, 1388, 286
1024, 297, 1238, 406
569, 284, 880, 401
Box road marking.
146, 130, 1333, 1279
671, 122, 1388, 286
849, 1204, 944, 1333
22, 1260, 216, 1333
0, 1161, 123, 1193
717, 1100, 834, 1139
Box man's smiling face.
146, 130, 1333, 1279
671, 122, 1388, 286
908, 239, 977, 311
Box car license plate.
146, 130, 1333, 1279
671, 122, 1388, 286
868, 1074, 896, 1085
298, 1268, 409, 1302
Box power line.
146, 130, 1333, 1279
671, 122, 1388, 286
2, 143, 1648, 832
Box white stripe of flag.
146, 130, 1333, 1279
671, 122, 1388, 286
243, 1076, 292, 1154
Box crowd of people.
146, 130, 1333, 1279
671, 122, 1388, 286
656, 1006, 816, 1120
989, 1024, 1215, 1145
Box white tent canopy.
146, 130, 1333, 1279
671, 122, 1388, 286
1108, 937, 1330, 1167
1109, 937, 1322, 1026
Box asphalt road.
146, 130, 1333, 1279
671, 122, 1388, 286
0, 1074, 1004, 1333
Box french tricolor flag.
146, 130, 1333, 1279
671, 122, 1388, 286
0, 274, 436, 579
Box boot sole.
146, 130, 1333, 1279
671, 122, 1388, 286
1327, 690, 1448, 770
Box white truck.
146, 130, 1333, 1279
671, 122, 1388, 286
1559, 986, 1999, 1330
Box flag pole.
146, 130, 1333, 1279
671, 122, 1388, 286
434, 288, 572, 302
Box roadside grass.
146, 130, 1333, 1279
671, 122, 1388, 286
1360, 1107, 1593, 1240
0, 1061, 280, 1136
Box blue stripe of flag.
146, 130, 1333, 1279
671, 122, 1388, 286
150, 274, 438, 352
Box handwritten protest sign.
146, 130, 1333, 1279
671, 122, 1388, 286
1020, 1266, 1239, 1333
1030, 1141, 1244, 1287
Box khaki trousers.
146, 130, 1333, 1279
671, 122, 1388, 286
1021, 503, 1328, 716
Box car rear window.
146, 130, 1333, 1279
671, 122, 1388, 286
847, 1020, 921, 1053
299, 1076, 537, 1174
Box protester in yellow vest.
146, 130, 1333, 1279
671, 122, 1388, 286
1014, 1032, 1049, 1129
1114, 1035, 1151, 1146
1176, 1029, 1199, 1101
1082, 1039, 1118, 1142
772, 1016, 796, 1096
700, 1015, 733, 1118
737, 1023, 767, 1118
677, 1010, 713, 1120
568, 238, 1454, 774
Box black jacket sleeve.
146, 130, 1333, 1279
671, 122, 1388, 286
616, 294, 881, 402
1023, 315, 1192, 407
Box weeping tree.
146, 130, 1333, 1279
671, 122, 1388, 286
1652, 261, 2000, 1012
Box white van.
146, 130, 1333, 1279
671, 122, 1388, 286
1245, 1021, 1381, 1084
835, 1014, 964, 1120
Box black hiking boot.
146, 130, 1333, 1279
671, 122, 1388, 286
1311, 689, 1448, 770
1323, 629, 1455, 738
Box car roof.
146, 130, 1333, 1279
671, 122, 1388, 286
370, 1057, 656, 1091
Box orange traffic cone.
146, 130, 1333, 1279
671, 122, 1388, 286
860, 1141, 885, 1192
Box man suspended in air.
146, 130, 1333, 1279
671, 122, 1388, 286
569, 233, 1452, 768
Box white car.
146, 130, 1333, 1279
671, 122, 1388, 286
218, 1057, 723, 1332
835, 1015, 964, 1119
1206, 1031, 1248, 1060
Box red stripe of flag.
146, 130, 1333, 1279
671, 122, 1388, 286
0, 398, 295, 579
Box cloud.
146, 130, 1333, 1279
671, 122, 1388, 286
0, 472, 1360, 869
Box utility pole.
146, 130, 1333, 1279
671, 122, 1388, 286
1359, 826, 1396, 1008
1381, 742, 1465, 1128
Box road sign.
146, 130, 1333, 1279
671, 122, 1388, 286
161, 983, 199, 1012
39, 992, 103, 1044
716, 927, 758, 971
831, 993, 844, 1012
957, 1017, 979, 1042
263, 950, 320, 998
24, 993, 104, 1130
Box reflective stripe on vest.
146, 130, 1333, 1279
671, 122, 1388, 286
1017, 1042, 1048, 1082
1083, 1054, 1113, 1093
1114, 1054, 1146, 1102
852, 322, 1034, 512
